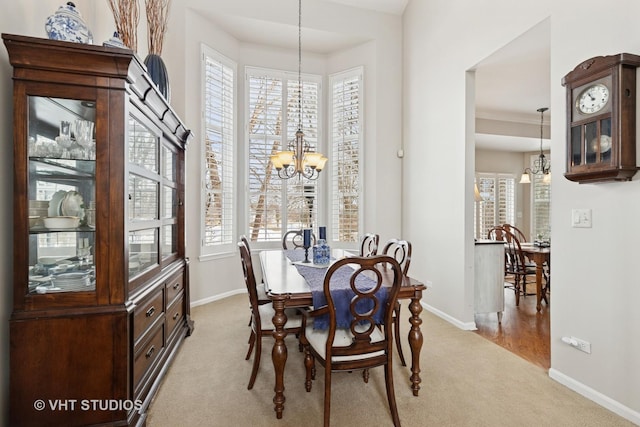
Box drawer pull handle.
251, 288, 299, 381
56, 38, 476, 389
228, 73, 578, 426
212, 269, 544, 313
145, 346, 155, 359
173, 312, 180, 320
146, 306, 156, 317
173, 283, 180, 290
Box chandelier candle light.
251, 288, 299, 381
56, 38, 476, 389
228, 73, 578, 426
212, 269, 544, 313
270, 0, 328, 180
520, 107, 551, 184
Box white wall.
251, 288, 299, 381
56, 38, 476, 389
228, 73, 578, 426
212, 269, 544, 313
404, 0, 640, 422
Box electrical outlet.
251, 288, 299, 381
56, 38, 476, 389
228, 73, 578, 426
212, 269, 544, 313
562, 336, 591, 354
573, 337, 591, 354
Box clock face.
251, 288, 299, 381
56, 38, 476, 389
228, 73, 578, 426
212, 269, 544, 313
576, 83, 610, 114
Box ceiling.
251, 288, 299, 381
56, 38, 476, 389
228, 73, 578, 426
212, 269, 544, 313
474, 19, 551, 152
321, 0, 409, 15
197, 0, 550, 152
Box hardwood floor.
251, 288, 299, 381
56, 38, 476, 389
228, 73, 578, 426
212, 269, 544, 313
474, 283, 550, 370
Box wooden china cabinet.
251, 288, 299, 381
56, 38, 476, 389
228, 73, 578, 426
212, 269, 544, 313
3, 34, 193, 426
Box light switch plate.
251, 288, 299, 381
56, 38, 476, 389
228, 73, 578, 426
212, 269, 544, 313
572, 208, 592, 228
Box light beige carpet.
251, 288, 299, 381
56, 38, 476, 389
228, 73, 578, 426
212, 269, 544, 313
147, 294, 632, 426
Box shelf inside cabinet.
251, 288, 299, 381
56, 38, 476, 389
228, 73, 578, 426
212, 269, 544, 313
29, 224, 95, 234
29, 158, 95, 179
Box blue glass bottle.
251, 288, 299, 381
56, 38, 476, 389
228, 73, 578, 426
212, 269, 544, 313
313, 226, 330, 265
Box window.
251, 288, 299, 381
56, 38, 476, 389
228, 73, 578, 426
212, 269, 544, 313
531, 156, 551, 240
475, 173, 515, 239
245, 67, 321, 242
329, 68, 363, 243
201, 46, 236, 255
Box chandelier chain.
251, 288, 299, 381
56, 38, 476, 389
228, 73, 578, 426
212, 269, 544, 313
298, 0, 302, 131
268, 0, 328, 180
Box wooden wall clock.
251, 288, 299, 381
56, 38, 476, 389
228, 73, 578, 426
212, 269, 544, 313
562, 53, 640, 183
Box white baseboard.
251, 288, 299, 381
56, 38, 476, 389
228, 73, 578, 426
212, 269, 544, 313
548, 368, 640, 426
421, 301, 477, 331
190, 289, 245, 307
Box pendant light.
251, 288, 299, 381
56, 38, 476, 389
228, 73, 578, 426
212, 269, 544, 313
520, 107, 550, 184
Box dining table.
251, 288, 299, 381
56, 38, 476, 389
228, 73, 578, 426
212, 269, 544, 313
519, 243, 550, 311
259, 248, 427, 419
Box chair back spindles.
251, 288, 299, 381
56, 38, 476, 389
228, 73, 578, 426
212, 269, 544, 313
381, 239, 412, 276
282, 229, 317, 250
503, 223, 527, 243
359, 233, 379, 257
487, 225, 507, 241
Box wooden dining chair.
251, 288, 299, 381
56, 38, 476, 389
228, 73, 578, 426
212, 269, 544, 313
238, 240, 303, 389
240, 235, 268, 300
381, 239, 412, 367
501, 229, 537, 306
282, 229, 317, 250
359, 233, 379, 257
299, 255, 404, 427
239, 235, 270, 332
504, 223, 551, 292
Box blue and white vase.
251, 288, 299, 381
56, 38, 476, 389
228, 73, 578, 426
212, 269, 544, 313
144, 54, 171, 101
103, 32, 126, 49
313, 227, 330, 265
45, 2, 93, 44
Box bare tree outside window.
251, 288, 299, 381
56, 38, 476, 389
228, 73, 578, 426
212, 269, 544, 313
247, 71, 319, 241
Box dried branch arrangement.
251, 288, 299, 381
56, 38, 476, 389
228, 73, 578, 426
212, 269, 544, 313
145, 0, 171, 56
107, 0, 140, 51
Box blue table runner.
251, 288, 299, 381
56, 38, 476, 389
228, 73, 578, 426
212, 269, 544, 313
284, 250, 388, 329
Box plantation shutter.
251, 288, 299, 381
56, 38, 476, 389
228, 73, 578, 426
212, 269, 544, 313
330, 70, 362, 243
531, 166, 551, 240
202, 50, 235, 251
475, 174, 515, 239
246, 68, 321, 242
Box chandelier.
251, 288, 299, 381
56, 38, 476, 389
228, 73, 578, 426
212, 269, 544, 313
519, 107, 550, 184
270, 0, 328, 180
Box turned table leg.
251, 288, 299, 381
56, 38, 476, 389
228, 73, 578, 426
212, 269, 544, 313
271, 298, 288, 418
408, 292, 424, 396
535, 262, 543, 312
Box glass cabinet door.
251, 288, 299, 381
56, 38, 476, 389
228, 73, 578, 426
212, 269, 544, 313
27, 96, 96, 294
161, 145, 178, 259
128, 115, 160, 279
127, 114, 181, 283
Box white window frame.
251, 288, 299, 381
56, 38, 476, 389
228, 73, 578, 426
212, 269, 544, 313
475, 172, 516, 239
200, 44, 237, 258
244, 66, 324, 245
328, 67, 364, 246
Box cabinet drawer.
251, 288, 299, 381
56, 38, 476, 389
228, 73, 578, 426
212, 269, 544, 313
165, 273, 184, 306
134, 288, 164, 341
166, 295, 184, 338
133, 322, 164, 389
